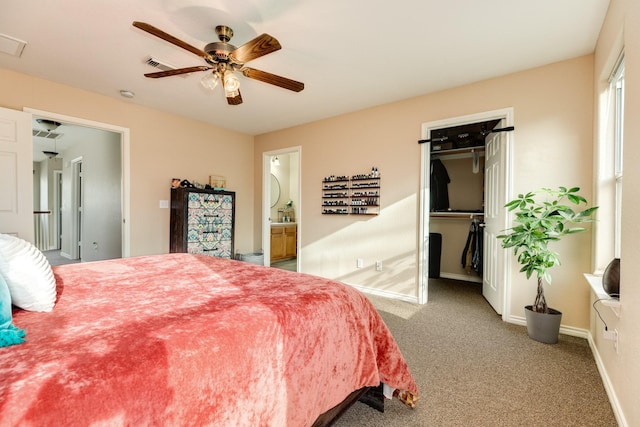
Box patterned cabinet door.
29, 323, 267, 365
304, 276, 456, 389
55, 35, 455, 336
171, 187, 235, 258
185, 191, 234, 258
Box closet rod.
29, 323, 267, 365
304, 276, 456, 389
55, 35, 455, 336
417, 126, 515, 144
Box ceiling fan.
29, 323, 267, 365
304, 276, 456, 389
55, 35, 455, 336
132, 21, 304, 105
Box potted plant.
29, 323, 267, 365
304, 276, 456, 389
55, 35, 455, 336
497, 187, 597, 343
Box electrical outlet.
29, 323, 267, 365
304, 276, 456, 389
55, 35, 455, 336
603, 328, 619, 353
356, 258, 363, 269
375, 261, 382, 271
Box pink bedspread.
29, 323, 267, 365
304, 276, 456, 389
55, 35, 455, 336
0, 254, 417, 426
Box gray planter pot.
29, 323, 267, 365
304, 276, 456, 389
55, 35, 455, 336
524, 305, 562, 344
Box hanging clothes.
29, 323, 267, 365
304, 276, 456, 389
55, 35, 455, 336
430, 158, 450, 211
461, 218, 483, 275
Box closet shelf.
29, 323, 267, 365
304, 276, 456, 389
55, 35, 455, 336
430, 211, 484, 219
431, 146, 485, 158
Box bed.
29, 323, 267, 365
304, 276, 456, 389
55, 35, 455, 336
0, 250, 418, 426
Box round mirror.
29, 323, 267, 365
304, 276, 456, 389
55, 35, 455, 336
270, 174, 280, 208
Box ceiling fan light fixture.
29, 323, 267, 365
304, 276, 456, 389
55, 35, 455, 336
200, 71, 220, 90
223, 70, 240, 93
43, 137, 59, 159
132, 21, 304, 106
36, 119, 61, 132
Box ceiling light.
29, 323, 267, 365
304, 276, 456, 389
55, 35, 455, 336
223, 70, 240, 94
119, 89, 135, 98
200, 72, 220, 90
36, 119, 61, 132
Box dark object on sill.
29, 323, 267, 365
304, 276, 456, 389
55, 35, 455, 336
602, 258, 620, 297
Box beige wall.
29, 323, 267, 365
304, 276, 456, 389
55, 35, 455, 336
0, 68, 256, 256
591, 0, 640, 425
255, 54, 594, 320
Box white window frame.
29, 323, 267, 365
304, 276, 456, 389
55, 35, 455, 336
611, 55, 624, 258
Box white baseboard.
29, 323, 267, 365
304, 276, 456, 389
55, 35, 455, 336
587, 332, 628, 427
347, 283, 419, 304
506, 313, 589, 339
559, 324, 589, 339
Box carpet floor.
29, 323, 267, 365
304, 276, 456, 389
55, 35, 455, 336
334, 278, 617, 426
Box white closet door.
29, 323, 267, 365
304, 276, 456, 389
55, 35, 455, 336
0, 107, 33, 242
482, 130, 506, 314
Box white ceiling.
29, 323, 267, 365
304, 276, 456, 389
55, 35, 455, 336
1, 0, 609, 136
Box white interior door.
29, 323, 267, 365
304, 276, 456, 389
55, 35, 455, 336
0, 107, 33, 242
72, 158, 83, 260
482, 130, 506, 314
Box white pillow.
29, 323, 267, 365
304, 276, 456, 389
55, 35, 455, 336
0, 234, 56, 312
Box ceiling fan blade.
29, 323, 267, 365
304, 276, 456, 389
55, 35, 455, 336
132, 21, 213, 61
144, 66, 212, 78
230, 34, 281, 63
226, 90, 243, 105
242, 67, 304, 92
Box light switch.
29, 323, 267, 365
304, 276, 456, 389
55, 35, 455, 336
159, 200, 169, 209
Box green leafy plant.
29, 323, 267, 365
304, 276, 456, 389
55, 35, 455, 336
497, 187, 598, 313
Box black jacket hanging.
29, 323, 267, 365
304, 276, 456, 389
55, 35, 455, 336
430, 159, 450, 211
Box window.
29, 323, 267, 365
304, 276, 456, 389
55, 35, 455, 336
611, 55, 624, 258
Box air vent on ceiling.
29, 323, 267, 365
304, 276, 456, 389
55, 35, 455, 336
32, 130, 62, 139
0, 33, 27, 57
145, 57, 175, 71
145, 57, 188, 77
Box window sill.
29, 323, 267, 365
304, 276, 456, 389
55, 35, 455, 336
584, 273, 621, 317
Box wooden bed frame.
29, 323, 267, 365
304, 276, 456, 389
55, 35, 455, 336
312, 384, 385, 426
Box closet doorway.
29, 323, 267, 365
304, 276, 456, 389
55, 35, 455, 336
418, 108, 513, 319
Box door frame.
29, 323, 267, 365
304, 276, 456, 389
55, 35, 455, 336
53, 170, 62, 249
418, 108, 514, 318
262, 146, 301, 269
24, 108, 131, 257
70, 157, 83, 260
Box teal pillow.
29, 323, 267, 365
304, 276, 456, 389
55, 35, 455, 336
0, 273, 26, 347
